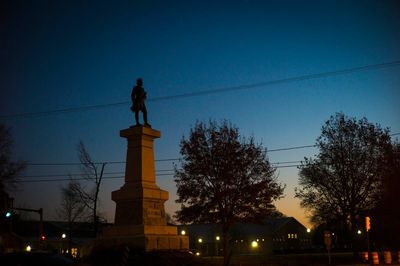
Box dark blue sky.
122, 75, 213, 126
1, 0, 399, 226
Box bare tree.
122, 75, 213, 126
57, 180, 87, 253
0, 124, 25, 212
71, 141, 105, 237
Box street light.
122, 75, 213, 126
307, 228, 311, 233
215, 236, 220, 241
181, 230, 186, 236
61, 233, 66, 239
198, 238, 203, 243
357, 230, 362, 235
251, 240, 258, 248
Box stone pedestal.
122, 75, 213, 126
99, 127, 188, 251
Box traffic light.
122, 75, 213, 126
41, 235, 46, 241
5, 211, 12, 218
365, 216, 371, 232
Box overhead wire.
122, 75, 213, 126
17, 129, 400, 183
14, 164, 303, 183
1, 60, 400, 119
24, 131, 399, 167
22, 143, 320, 167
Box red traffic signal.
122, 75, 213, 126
41, 235, 46, 241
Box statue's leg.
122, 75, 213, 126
135, 111, 140, 125
143, 106, 150, 126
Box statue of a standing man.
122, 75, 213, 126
131, 78, 151, 127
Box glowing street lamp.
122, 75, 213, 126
251, 240, 258, 248
181, 230, 186, 236
357, 230, 362, 235
25, 245, 32, 252
61, 233, 66, 239
307, 228, 311, 233
198, 238, 203, 243
215, 236, 220, 241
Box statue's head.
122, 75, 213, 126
137, 78, 143, 86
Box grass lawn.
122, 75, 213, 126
77, 250, 398, 266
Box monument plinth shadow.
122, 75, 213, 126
94, 126, 188, 251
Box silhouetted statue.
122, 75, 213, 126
131, 78, 151, 127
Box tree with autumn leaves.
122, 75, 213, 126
174, 120, 284, 266
296, 112, 397, 252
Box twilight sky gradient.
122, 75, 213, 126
1, 0, 399, 227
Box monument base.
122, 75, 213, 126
96, 225, 189, 250
94, 126, 189, 252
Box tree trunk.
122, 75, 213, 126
93, 214, 98, 238
92, 163, 105, 237
350, 213, 358, 258
67, 221, 72, 256
222, 223, 232, 266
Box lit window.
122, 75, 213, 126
287, 234, 291, 239
71, 248, 78, 258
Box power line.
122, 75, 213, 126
23, 131, 399, 166
17, 172, 124, 178
272, 160, 302, 165
14, 164, 303, 183
18, 170, 176, 179
2, 60, 400, 119
23, 144, 318, 166
268, 145, 316, 152
25, 160, 175, 166
17, 129, 399, 182
14, 176, 124, 183
19, 129, 399, 181
17, 160, 303, 180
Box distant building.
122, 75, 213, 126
177, 217, 312, 256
